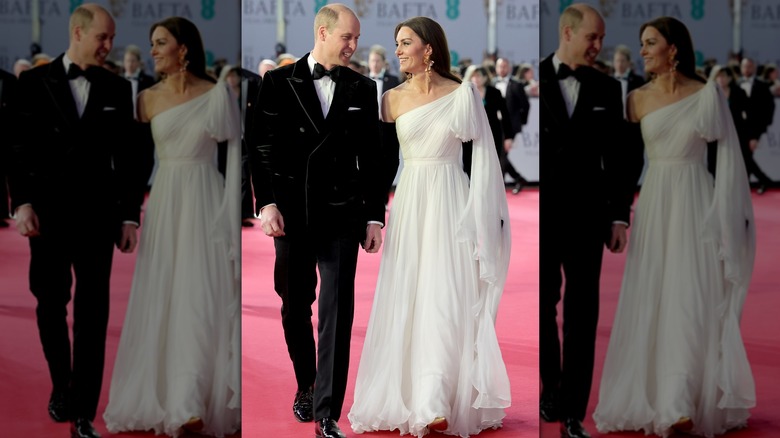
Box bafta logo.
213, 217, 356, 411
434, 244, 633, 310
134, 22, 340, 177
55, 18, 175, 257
599, 0, 618, 18
109, 0, 128, 18
353, 0, 374, 18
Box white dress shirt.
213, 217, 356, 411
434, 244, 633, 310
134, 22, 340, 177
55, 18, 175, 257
308, 54, 336, 118
740, 76, 754, 97
63, 54, 90, 118
553, 54, 580, 118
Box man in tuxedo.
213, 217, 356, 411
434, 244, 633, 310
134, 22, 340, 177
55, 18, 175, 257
122, 44, 155, 117
251, 4, 385, 438
0, 68, 18, 227
239, 67, 262, 225
367, 45, 400, 111
8, 4, 144, 438
612, 44, 645, 113
739, 57, 775, 194
496, 58, 531, 193
539, 4, 642, 438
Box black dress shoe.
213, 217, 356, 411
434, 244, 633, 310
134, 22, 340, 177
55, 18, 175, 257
48, 390, 70, 422
71, 418, 101, 438
293, 386, 314, 422
757, 184, 768, 195
315, 418, 346, 438
540, 391, 558, 423
560, 418, 590, 438
512, 182, 523, 195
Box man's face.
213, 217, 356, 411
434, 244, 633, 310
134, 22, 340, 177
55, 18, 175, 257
75, 11, 115, 67
564, 11, 605, 67
741, 59, 755, 78
496, 59, 510, 78
124, 52, 140, 75
368, 52, 384, 75
613, 52, 629, 75
319, 12, 360, 68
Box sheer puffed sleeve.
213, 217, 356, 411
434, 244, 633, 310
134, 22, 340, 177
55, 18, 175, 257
697, 80, 756, 409
451, 81, 512, 409
206, 83, 242, 281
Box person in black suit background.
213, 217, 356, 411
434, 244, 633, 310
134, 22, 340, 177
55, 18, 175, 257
612, 44, 645, 110
123, 44, 156, 115
0, 69, 18, 228
739, 57, 775, 193
8, 4, 145, 438
367, 44, 401, 108
464, 65, 524, 191
539, 4, 642, 438
499, 60, 532, 193
251, 4, 385, 438
707, 65, 751, 177
240, 67, 262, 225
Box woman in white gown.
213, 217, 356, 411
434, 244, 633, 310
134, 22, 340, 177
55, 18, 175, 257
348, 17, 512, 438
103, 17, 241, 437
593, 17, 755, 438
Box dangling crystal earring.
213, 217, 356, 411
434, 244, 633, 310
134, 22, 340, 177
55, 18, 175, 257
179, 54, 189, 73
669, 55, 678, 73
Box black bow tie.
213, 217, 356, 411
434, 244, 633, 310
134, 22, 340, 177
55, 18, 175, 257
557, 63, 580, 80
312, 63, 340, 82
67, 64, 97, 81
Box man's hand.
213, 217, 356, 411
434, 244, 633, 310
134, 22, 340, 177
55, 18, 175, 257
608, 223, 628, 253
749, 138, 759, 152
117, 224, 138, 253
363, 223, 383, 253
260, 205, 286, 237
15, 205, 40, 237
503, 138, 513, 153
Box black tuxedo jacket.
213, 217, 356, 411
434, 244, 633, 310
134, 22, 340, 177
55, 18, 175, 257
379, 73, 400, 95
539, 54, 641, 230
743, 77, 775, 141
616, 70, 645, 94
9, 54, 144, 229
135, 70, 156, 93
241, 68, 262, 146
505, 78, 531, 134
253, 54, 384, 238
483, 85, 515, 147
1, 69, 19, 165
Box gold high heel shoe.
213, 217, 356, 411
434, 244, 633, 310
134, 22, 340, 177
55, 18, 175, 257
182, 416, 204, 433
428, 417, 448, 432
671, 416, 693, 434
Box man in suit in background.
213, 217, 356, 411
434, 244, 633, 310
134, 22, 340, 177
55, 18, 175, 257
739, 57, 775, 194
367, 44, 400, 115
9, 4, 145, 438
612, 44, 645, 114
0, 68, 18, 228
252, 4, 385, 438
239, 67, 262, 226
496, 58, 531, 193
539, 4, 642, 438
122, 44, 155, 117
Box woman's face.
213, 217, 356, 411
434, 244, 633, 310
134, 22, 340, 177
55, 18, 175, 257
715, 70, 730, 88
395, 26, 430, 76
150, 26, 185, 75
470, 71, 486, 88
226, 70, 240, 88
639, 26, 676, 75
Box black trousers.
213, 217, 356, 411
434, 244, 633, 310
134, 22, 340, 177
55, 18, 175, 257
539, 221, 604, 421
273, 230, 359, 421
28, 224, 115, 421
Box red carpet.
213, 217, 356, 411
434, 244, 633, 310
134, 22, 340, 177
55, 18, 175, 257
541, 191, 780, 438
242, 190, 540, 437
0, 219, 240, 437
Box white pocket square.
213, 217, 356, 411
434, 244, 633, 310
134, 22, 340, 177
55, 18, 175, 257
103, 107, 116, 111
347, 107, 361, 111
593, 106, 606, 111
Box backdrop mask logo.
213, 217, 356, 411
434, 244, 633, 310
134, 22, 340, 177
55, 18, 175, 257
599, 0, 618, 18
